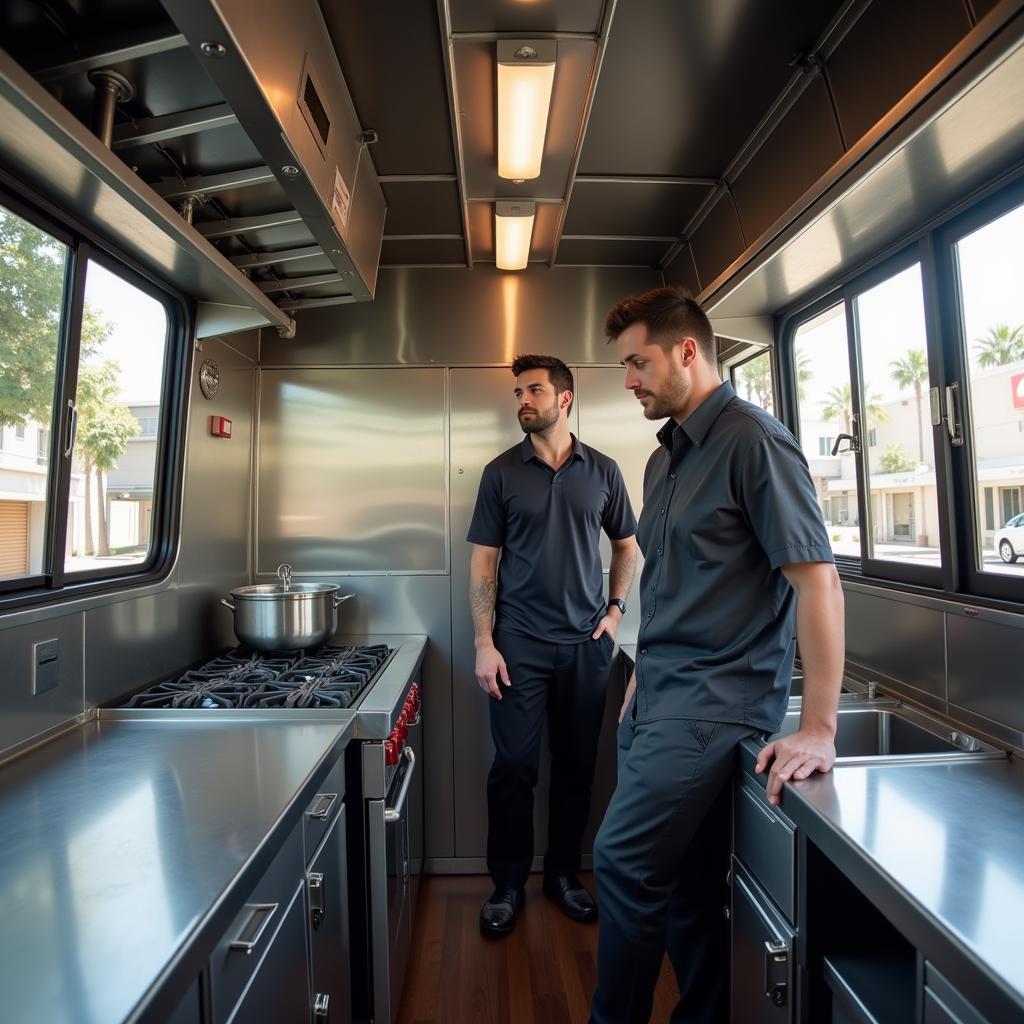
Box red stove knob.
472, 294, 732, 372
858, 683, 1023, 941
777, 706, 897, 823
396, 712, 408, 741
384, 738, 399, 766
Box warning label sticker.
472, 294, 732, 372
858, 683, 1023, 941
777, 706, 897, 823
331, 166, 352, 234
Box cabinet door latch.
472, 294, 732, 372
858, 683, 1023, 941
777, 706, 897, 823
764, 938, 789, 1007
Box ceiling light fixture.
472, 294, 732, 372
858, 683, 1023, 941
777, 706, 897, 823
497, 40, 556, 180
495, 201, 536, 271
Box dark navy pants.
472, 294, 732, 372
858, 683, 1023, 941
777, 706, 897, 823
590, 700, 756, 1024
487, 627, 615, 889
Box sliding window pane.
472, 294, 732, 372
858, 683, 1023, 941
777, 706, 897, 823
0, 204, 67, 581
955, 201, 1024, 577
794, 303, 859, 559
852, 263, 942, 568
66, 261, 167, 574
732, 350, 776, 417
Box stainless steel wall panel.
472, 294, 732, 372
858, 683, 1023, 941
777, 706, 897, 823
83, 587, 186, 706
690, 193, 747, 294
947, 611, 1024, 739
0, 612, 84, 757
268, 266, 661, 366
449, 368, 528, 858
256, 368, 447, 574
574, 365, 655, 646
731, 76, 846, 246
843, 588, 947, 713
177, 335, 258, 665
826, 0, 971, 148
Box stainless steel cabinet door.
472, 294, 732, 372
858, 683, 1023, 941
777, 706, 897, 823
308, 805, 351, 1024
227, 883, 310, 1024
732, 859, 795, 1024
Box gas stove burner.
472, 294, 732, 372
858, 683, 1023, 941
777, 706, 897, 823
244, 678, 365, 709
125, 678, 262, 709
118, 643, 394, 710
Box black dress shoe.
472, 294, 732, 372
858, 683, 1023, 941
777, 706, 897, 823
543, 874, 598, 922
479, 886, 525, 937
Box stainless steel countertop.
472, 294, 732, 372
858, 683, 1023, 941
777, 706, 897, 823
768, 752, 1024, 1019
0, 633, 428, 1024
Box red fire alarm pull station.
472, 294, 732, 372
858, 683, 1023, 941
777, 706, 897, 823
209, 416, 232, 438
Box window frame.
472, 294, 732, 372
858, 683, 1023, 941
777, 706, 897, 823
777, 171, 1024, 610
0, 183, 192, 608
934, 174, 1024, 604
728, 345, 777, 417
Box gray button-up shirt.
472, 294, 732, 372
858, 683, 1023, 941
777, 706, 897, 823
468, 435, 636, 643
634, 381, 833, 732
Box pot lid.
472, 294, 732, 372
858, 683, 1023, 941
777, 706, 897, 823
229, 582, 340, 599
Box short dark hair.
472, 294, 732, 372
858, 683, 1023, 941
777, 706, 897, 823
604, 286, 716, 363
511, 354, 574, 404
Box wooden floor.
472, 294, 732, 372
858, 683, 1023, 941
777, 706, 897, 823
397, 872, 680, 1024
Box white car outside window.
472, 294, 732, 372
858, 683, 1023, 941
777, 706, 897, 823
995, 513, 1024, 563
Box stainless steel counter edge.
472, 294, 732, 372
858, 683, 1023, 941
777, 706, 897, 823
126, 719, 358, 1024
738, 736, 1024, 1022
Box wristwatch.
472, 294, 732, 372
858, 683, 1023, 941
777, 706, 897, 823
608, 598, 626, 615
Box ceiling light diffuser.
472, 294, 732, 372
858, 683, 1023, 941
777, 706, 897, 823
495, 201, 536, 271
497, 40, 556, 180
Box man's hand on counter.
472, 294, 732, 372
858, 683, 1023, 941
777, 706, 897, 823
755, 729, 837, 806
475, 642, 511, 700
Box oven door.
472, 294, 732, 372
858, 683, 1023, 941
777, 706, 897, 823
367, 738, 418, 1024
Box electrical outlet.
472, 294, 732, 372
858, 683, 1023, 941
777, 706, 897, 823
32, 639, 59, 695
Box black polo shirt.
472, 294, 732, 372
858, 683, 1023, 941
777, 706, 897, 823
468, 435, 636, 643
634, 381, 833, 732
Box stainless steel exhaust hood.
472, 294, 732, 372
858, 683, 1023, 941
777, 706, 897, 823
159, 0, 387, 307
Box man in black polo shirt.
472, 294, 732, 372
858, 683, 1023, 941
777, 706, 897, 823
468, 353, 638, 937
590, 289, 844, 1023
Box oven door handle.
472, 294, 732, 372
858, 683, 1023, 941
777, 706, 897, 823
384, 746, 416, 824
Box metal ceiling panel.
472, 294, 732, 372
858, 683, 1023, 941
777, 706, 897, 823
467, 202, 495, 258
380, 237, 468, 265
826, 0, 971, 147
555, 237, 666, 266
448, 0, 605, 34
199, 181, 294, 219
708, 25, 1024, 319
127, 124, 263, 183
214, 221, 317, 257
320, 0, 455, 176
689, 192, 746, 286
563, 179, 713, 236
454, 37, 597, 200
578, 0, 847, 178
530, 202, 562, 261
731, 76, 845, 247
664, 243, 701, 295
381, 180, 463, 234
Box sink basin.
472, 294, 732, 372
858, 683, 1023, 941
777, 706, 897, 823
770, 703, 1003, 761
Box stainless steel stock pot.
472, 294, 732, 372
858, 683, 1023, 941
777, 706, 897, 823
221, 564, 352, 651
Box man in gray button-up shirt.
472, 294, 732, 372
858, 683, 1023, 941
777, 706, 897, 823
589, 288, 844, 1024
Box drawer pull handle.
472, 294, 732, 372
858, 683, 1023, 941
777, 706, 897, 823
229, 902, 278, 955
384, 747, 416, 824
308, 871, 326, 929
309, 792, 338, 820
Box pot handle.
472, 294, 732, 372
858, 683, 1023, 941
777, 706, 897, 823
333, 594, 353, 609
221, 598, 236, 611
